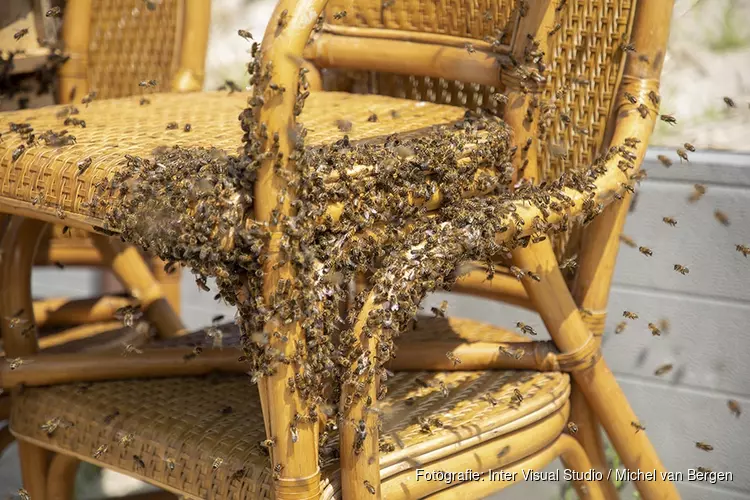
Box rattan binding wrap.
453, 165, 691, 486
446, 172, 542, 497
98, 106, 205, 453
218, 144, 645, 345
11, 319, 569, 499
86, 0, 183, 99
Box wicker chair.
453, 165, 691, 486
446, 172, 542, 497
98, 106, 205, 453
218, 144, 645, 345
0, 0, 680, 499
0, 0, 210, 456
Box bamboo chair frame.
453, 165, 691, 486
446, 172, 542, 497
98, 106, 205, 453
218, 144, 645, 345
0, 0, 680, 499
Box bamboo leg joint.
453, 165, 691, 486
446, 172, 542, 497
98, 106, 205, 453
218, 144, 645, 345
580, 311, 607, 337
556, 335, 601, 372
273, 469, 322, 499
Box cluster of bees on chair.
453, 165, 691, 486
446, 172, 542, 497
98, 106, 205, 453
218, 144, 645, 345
2, 2, 746, 491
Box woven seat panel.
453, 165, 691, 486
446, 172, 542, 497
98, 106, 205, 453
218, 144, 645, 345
10, 318, 568, 498
0, 91, 466, 218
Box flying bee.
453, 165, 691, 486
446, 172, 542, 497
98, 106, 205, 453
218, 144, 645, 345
238, 29, 253, 41
631, 421, 646, 433
559, 256, 577, 272
567, 422, 578, 434
8, 357, 30, 370
654, 363, 672, 376
122, 343, 143, 355
657, 155, 673, 167
689, 184, 706, 203
516, 322, 537, 336
723, 97, 736, 108
93, 444, 109, 459
14, 28, 29, 41
445, 351, 462, 366
697, 467, 712, 473
727, 399, 741, 417
714, 210, 730, 226
638, 246, 653, 257
621, 42, 636, 53
736, 244, 749, 257
648, 322, 661, 336
660, 114, 677, 125
648, 90, 660, 107
662, 217, 677, 226
620, 235, 637, 248
676, 149, 688, 162
673, 264, 689, 275
615, 321, 627, 334
114, 305, 143, 327
364, 480, 376, 495
166, 122, 178, 130
17, 490, 30, 500
683, 142, 696, 153
431, 300, 448, 318
81, 91, 98, 105
336, 119, 352, 132
623, 311, 639, 320
695, 442, 713, 452
138, 80, 158, 87
140, 97, 150, 105
206, 325, 223, 349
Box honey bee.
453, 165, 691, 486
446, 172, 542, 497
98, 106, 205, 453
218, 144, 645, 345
623, 92, 637, 104
445, 351, 462, 366
727, 399, 741, 417
615, 321, 627, 334
166, 122, 178, 130
559, 256, 577, 272
46, 6, 62, 17
14, 28, 29, 41
620, 235, 637, 248
647, 322, 661, 336
736, 244, 749, 257
673, 264, 689, 275
8, 358, 29, 370
713, 210, 730, 226
484, 393, 499, 406
164, 455, 176, 471
431, 300, 448, 318
509, 266, 526, 280
464, 42, 475, 53
723, 97, 736, 108
17, 490, 30, 500
631, 421, 646, 433
438, 381, 449, 398
648, 90, 661, 107
140, 97, 150, 105
364, 480, 376, 494
40, 417, 73, 436
689, 184, 706, 203
77, 157, 92, 175
277, 9, 289, 27
621, 42, 636, 53
81, 91, 98, 105
237, 29, 253, 41
93, 444, 109, 459
367, 113, 378, 122
335, 119, 352, 132
662, 217, 677, 226
683, 142, 696, 152
638, 246, 653, 257
212, 457, 224, 470
637, 104, 649, 118
260, 438, 276, 449
491, 93, 509, 104
567, 422, 578, 434
184, 123, 192, 132
660, 114, 677, 125
548, 23, 562, 36
695, 442, 713, 452
516, 322, 537, 336
512, 388, 524, 405
114, 305, 143, 327
333, 10, 347, 20
138, 80, 158, 88
12, 144, 26, 162
623, 311, 639, 320
273, 463, 284, 480
117, 432, 135, 447
676, 149, 689, 162
133, 454, 145, 469
654, 363, 672, 376
657, 155, 672, 167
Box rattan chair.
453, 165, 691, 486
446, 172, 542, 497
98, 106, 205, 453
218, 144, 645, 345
0, 0, 680, 499
0, 0, 210, 456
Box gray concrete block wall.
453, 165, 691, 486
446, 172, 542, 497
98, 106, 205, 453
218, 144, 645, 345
3, 149, 749, 499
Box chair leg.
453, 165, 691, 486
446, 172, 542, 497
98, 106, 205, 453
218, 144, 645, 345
570, 383, 620, 500
47, 453, 79, 500
89, 234, 186, 338
514, 240, 679, 500
557, 434, 606, 500
0, 424, 14, 455
18, 441, 51, 500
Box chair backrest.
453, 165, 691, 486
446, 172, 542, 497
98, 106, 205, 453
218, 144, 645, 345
306, 0, 638, 184
57, 0, 211, 103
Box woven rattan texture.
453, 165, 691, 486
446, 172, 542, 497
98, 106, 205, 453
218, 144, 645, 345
0, 91, 464, 219
87, 0, 181, 99
11, 317, 568, 498
324, 0, 514, 42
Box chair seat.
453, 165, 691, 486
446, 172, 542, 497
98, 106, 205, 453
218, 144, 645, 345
9, 318, 570, 499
